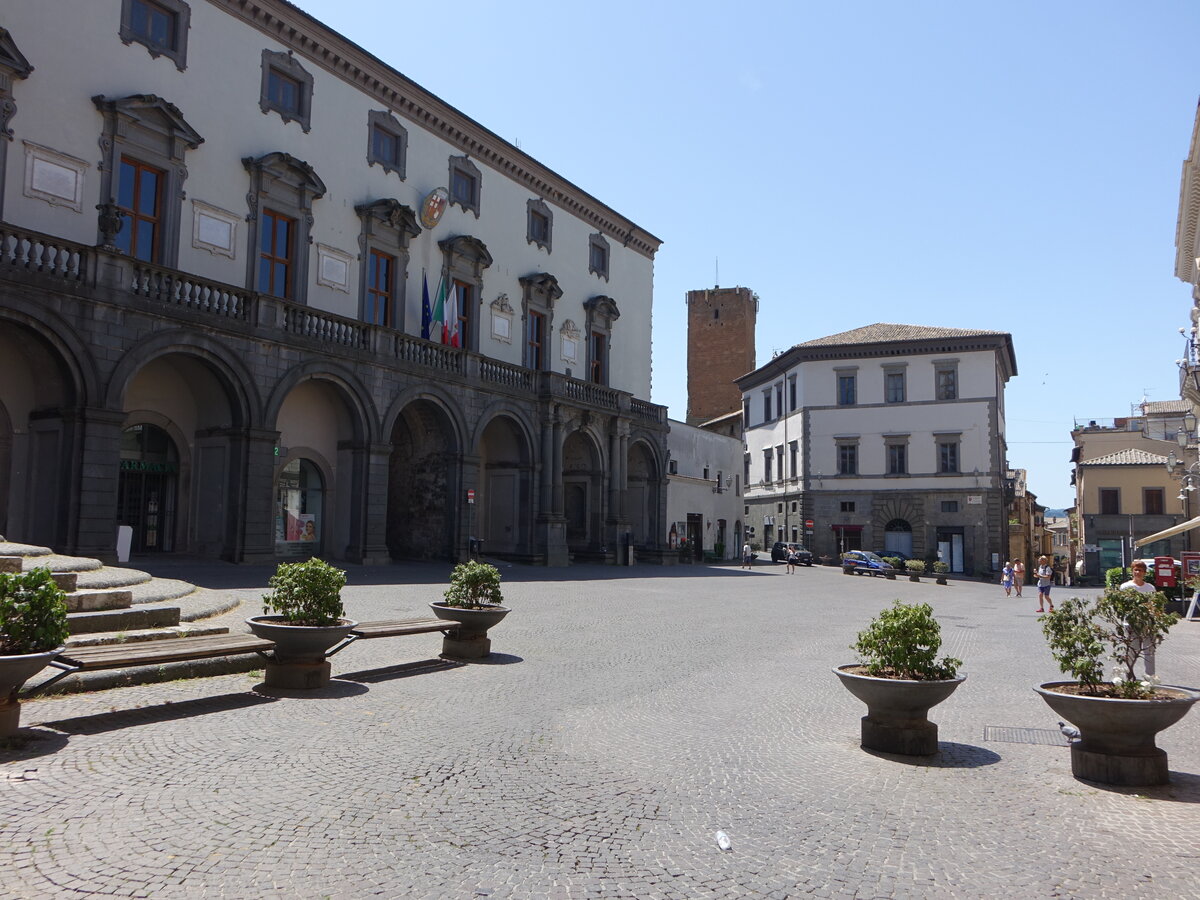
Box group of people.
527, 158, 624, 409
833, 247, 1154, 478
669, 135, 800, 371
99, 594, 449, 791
1000, 556, 1057, 611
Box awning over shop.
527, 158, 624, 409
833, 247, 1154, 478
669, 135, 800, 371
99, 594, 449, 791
1133, 515, 1200, 548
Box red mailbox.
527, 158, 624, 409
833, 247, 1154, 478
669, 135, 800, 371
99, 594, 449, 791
1154, 556, 1177, 588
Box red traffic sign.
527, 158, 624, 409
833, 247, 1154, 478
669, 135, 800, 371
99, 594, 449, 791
804, 519, 814, 528
467, 489, 475, 504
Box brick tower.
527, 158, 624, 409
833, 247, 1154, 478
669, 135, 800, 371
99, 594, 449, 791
686, 286, 757, 425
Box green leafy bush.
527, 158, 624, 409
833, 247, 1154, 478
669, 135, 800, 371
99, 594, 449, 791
443, 560, 505, 609
261, 558, 346, 627
905, 559, 926, 573
1104, 567, 1127, 589
1041, 588, 1180, 698
851, 600, 961, 680
882, 556, 903, 569
0, 568, 70, 654
932, 562, 950, 574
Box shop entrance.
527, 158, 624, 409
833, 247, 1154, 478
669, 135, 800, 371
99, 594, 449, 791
117, 424, 178, 553
275, 458, 324, 557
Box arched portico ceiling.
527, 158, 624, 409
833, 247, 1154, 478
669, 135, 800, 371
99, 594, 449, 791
0, 306, 96, 407
265, 361, 378, 443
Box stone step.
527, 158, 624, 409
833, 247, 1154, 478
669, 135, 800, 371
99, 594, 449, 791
127, 578, 197, 606
67, 604, 181, 635
75, 566, 153, 590
50, 571, 79, 592
66, 622, 230, 648
0, 555, 21, 573
64, 588, 133, 613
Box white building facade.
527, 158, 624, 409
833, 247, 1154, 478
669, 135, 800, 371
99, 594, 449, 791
664, 420, 744, 560
738, 324, 1017, 573
0, 1, 667, 565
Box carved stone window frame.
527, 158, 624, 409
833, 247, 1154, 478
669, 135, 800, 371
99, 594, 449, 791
94, 94, 204, 266
518, 272, 563, 370
439, 234, 493, 351
243, 152, 326, 304
0, 27, 32, 215
448, 155, 481, 217
119, 0, 191, 71
583, 294, 620, 386
355, 198, 421, 330
260, 49, 314, 133
588, 232, 610, 280
367, 109, 407, 180
526, 197, 553, 253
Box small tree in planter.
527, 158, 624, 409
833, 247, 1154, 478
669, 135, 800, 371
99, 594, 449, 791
933, 561, 949, 585
432, 561, 510, 659
834, 601, 965, 755
904, 559, 925, 582
1, 568, 71, 737
246, 558, 355, 689
1036, 587, 1197, 786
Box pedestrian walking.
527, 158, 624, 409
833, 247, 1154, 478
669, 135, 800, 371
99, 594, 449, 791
1001, 560, 1014, 597
1013, 559, 1025, 597
742, 541, 753, 570
1035, 555, 1055, 613
785, 546, 798, 574
1119, 560, 1158, 677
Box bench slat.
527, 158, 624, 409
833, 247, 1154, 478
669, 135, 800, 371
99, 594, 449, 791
351, 618, 453, 639
59, 635, 275, 670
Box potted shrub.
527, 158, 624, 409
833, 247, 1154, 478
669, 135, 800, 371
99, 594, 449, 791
933, 561, 949, 585
246, 558, 357, 689
834, 601, 964, 755
1, 568, 70, 737
1036, 588, 1199, 786
430, 560, 511, 659
905, 559, 925, 582
881, 557, 902, 580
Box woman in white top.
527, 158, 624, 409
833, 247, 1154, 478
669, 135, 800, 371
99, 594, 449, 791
1118, 560, 1157, 676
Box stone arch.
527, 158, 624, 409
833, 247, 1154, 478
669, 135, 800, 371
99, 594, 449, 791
562, 427, 604, 554
873, 498, 924, 558
387, 397, 462, 561
474, 409, 536, 559
264, 361, 376, 445
625, 438, 660, 547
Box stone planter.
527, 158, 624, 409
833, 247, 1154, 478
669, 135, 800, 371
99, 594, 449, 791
1035, 681, 1200, 786
908, 574, 921, 582
430, 601, 510, 659
935, 575, 948, 585
246, 616, 358, 689
835, 665, 966, 755
0, 646, 64, 737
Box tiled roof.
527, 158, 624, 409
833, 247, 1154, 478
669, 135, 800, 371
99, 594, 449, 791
798, 323, 1008, 347
1083, 448, 1171, 466
1142, 400, 1191, 414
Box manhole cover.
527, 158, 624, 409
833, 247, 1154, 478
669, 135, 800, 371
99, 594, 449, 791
983, 726, 1069, 746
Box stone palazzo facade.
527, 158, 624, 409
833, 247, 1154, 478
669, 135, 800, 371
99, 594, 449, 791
0, 3, 668, 565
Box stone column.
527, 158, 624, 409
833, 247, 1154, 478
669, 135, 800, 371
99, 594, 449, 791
359, 441, 392, 564
231, 427, 280, 563
70, 408, 126, 560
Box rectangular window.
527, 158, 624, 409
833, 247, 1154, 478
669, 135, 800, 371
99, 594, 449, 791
838, 443, 857, 476
529, 209, 549, 244
936, 441, 955, 475
763, 391, 772, 421
589, 240, 608, 277
365, 249, 393, 326
1144, 488, 1165, 516
453, 280, 473, 350
528, 310, 546, 370
258, 209, 294, 299
837, 374, 856, 406
743, 399, 750, 427
789, 376, 797, 411
775, 384, 784, 418
115, 156, 163, 262
763, 449, 773, 483
130, 0, 177, 49
789, 440, 798, 479
372, 127, 399, 167
885, 372, 906, 403
776, 445, 785, 480
267, 69, 302, 115
743, 453, 750, 486
887, 444, 907, 475
941, 501, 959, 513
1099, 489, 1119, 515
451, 168, 476, 207
936, 367, 958, 401
840, 501, 856, 513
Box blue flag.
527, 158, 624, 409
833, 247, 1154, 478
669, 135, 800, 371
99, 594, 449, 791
420, 271, 432, 340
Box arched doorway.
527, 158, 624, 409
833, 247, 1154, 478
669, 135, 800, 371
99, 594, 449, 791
275, 457, 325, 557
477, 415, 532, 558
626, 440, 659, 547
884, 518, 913, 557
563, 429, 602, 553
388, 400, 458, 560
118, 423, 179, 552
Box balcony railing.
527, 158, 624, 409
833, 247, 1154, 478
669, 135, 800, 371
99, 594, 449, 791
0, 220, 668, 426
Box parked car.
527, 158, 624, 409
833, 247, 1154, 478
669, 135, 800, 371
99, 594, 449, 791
772, 542, 814, 566
873, 550, 912, 564
842, 550, 895, 576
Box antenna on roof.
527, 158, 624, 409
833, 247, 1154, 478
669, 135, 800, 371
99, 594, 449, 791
714, 257, 719, 288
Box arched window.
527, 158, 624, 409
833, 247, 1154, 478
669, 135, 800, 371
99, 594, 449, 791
884, 518, 913, 557
118, 423, 179, 552
276, 458, 324, 556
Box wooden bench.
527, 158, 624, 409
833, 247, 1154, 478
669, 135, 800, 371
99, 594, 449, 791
26, 633, 277, 697
324, 617, 456, 657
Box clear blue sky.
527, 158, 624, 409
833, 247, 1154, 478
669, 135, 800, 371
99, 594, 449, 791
295, 0, 1200, 509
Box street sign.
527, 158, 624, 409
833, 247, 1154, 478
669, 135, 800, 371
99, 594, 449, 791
804, 519, 814, 528
467, 489, 475, 504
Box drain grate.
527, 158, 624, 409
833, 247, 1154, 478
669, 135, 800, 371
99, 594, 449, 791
983, 725, 1069, 746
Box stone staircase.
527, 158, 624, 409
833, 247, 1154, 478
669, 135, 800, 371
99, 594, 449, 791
0, 539, 241, 650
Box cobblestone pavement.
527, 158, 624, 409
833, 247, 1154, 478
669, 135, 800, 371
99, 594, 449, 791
3, 562, 1199, 899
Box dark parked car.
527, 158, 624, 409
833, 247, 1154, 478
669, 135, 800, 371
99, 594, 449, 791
873, 550, 912, 564
771, 542, 814, 565
842, 550, 894, 576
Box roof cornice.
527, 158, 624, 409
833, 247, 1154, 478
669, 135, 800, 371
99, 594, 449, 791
212, 0, 661, 259
1176, 100, 1200, 283
736, 333, 1017, 391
